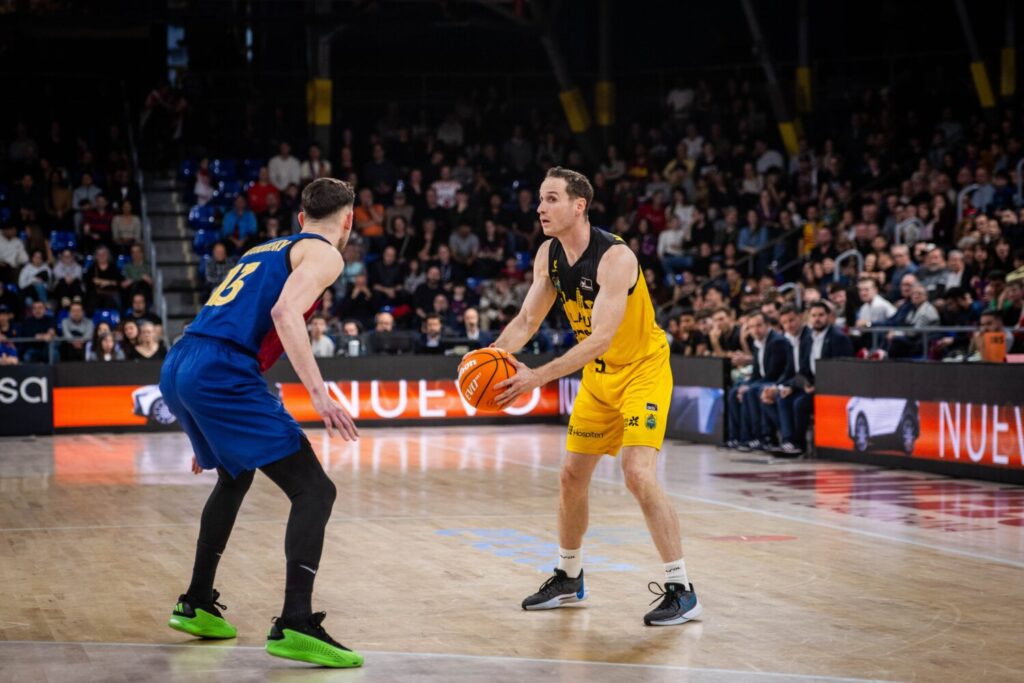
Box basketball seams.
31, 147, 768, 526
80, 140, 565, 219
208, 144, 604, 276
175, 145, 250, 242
458, 348, 516, 410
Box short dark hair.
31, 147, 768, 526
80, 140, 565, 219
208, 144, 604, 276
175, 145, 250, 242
301, 178, 355, 220
545, 166, 593, 209
808, 300, 832, 314
778, 304, 799, 317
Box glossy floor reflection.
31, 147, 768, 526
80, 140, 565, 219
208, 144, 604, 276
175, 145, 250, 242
2, 425, 1023, 682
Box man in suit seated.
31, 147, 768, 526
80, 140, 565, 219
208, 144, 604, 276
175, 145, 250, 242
726, 311, 791, 451
365, 311, 414, 355
762, 300, 853, 454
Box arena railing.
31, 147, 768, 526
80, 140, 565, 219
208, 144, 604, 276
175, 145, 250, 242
122, 80, 169, 347
846, 325, 1024, 358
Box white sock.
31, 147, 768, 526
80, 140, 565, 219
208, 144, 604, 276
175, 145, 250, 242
557, 547, 582, 578
664, 558, 690, 590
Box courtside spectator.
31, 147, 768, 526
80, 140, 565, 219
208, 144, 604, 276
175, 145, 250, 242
61, 299, 94, 361
20, 300, 56, 363
309, 314, 335, 358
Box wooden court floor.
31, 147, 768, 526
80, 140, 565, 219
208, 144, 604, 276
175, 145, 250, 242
1, 425, 1023, 682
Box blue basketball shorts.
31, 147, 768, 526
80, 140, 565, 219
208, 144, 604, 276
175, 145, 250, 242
159, 334, 306, 478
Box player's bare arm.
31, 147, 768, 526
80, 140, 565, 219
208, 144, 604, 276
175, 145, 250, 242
494, 244, 635, 406
271, 239, 358, 440
492, 239, 558, 353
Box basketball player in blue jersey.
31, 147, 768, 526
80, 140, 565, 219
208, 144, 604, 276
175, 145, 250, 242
160, 178, 363, 668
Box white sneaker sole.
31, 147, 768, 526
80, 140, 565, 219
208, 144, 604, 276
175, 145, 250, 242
646, 600, 703, 626
523, 591, 589, 610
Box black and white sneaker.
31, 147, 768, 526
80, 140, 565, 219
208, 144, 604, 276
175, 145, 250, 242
773, 442, 803, 457
521, 569, 588, 610
643, 582, 703, 626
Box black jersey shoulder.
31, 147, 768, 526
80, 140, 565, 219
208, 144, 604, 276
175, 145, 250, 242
547, 227, 637, 298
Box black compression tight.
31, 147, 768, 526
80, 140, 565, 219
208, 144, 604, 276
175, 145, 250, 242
186, 440, 337, 622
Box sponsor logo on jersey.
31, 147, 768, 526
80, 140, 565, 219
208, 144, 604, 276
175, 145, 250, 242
645, 414, 657, 430
624, 415, 640, 428
568, 424, 603, 439
646, 402, 658, 411
580, 277, 594, 291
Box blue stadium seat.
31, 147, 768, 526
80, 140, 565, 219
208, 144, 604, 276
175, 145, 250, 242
218, 179, 244, 200
83, 255, 94, 272
93, 308, 121, 328
50, 231, 78, 253
0, 207, 12, 225
178, 159, 197, 183
116, 254, 130, 270
515, 251, 532, 272
193, 229, 220, 255
188, 204, 218, 231
0, 183, 8, 204
56, 309, 70, 327
241, 158, 262, 182
197, 254, 210, 280
5, 283, 18, 296
210, 159, 237, 182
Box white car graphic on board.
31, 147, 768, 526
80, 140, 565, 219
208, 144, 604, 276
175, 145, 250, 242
845, 397, 919, 455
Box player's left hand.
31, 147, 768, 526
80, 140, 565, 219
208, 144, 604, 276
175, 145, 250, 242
191, 456, 202, 475
493, 359, 540, 407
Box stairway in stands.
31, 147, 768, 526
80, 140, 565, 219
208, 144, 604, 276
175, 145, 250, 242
143, 171, 202, 342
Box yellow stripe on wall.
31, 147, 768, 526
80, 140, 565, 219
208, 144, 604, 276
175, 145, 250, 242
559, 88, 592, 134
970, 61, 996, 108
1001, 47, 1016, 98
595, 81, 615, 126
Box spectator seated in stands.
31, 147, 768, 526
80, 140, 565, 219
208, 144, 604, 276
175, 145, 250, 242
726, 311, 791, 451
336, 320, 364, 357
269, 142, 302, 191
459, 307, 491, 347
61, 299, 94, 361
85, 331, 124, 362
0, 304, 19, 363
0, 223, 29, 285
338, 272, 375, 329
19, 300, 56, 363
365, 311, 414, 355
85, 246, 122, 312
221, 195, 258, 254
52, 248, 84, 305
708, 306, 744, 364
204, 241, 234, 297
763, 301, 853, 455
111, 200, 142, 254
309, 314, 335, 358
126, 292, 161, 328
129, 320, 165, 361
121, 243, 154, 301
300, 143, 332, 184
369, 245, 404, 309
18, 249, 51, 305
855, 276, 896, 330
247, 166, 280, 215
82, 194, 114, 251
669, 310, 708, 356
886, 284, 940, 358
418, 313, 446, 354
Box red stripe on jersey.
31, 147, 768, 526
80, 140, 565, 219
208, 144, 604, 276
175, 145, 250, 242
256, 301, 320, 372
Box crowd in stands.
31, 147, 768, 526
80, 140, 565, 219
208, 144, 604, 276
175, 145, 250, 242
176, 81, 1023, 370
0, 120, 164, 364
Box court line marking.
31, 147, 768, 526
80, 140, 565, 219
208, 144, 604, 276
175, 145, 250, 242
0, 641, 901, 682
431, 443, 1024, 571
0, 505, 726, 534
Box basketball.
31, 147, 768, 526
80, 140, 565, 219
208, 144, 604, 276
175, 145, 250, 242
457, 348, 517, 412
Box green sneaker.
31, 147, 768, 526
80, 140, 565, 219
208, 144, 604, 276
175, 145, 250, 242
167, 590, 237, 639
265, 612, 363, 668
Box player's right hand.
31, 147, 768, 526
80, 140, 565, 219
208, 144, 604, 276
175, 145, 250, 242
313, 394, 359, 441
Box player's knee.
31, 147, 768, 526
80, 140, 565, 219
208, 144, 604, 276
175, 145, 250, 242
622, 460, 655, 495
310, 473, 336, 511
559, 464, 589, 493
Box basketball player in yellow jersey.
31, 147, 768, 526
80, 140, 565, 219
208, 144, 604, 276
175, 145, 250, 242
493, 167, 702, 626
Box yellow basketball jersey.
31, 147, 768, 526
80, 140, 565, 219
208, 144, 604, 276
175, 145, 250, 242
547, 227, 668, 373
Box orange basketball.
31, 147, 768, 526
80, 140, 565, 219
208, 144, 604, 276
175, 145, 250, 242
457, 348, 517, 412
